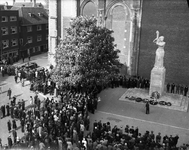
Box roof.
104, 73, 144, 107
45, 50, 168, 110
13, 2, 44, 8
11, 6, 48, 25
0, 5, 13, 10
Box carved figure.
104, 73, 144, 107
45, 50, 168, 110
153, 31, 166, 68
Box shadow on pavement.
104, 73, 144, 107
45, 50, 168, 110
0, 83, 7, 86
13, 93, 23, 98
1, 90, 8, 94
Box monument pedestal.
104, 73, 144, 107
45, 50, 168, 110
149, 67, 166, 96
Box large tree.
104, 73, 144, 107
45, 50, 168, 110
51, 16, 121, 88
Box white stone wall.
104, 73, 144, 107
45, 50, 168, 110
48, 0, 77, 66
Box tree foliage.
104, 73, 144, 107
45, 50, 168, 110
51, 16, 121, 88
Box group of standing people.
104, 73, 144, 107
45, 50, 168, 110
88, 120, 180, 150
166, 83, 188, 96
3, 85, 99, 150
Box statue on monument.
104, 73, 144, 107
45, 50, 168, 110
153, 31, 166, 68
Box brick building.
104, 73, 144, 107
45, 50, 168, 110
0, 5, 20, 63
11, 0, 48, 59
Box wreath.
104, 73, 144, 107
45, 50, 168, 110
142, 99, 149, 103
166, 102, 172, 106
151, 91, 160, 99
135, 97, 143, 102
158, 101, 166, 105
149, 100, 158, 105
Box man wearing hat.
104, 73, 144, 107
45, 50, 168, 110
145, 101, 150, 114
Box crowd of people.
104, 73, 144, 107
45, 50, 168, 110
166, 83, 188, 96
1, 85, 99, 150
1, 61, 189, 150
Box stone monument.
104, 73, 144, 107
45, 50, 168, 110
149, 31, 166, 97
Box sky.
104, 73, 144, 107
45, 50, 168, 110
0, 0, 46, 5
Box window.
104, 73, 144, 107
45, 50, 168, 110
2, 16, 8, 22
28, 13, 33, 17
38, 13, 43, 17
2, 40, 9, 49
10, 16, 17, 21
27, 37, 32, 43
27, 26, 32, 32
11, 39, 18, 47
46, 35, 48, 40
1, 27, 8, 35
37, 35, 42, 42
11, 26, 17, 34
37, 25, 42, 31
46, 24, 48, 30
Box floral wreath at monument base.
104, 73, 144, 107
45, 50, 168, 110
151, 91, 160, 100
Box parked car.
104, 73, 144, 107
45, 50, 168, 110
20, 62, 38, 70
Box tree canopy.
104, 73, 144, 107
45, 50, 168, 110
51, 16, 121, 88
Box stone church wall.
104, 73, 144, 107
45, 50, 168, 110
138, 0, 189, 85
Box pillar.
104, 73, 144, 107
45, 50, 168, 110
48, 0, 77, 67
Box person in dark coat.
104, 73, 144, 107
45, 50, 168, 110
14, 75, 18, 83
145, 101, 150, 114
21, 99, 25, 110
166, 83, 170, 93
171, 83, 175, 93
7, 88, 12, 99
1, 105, 5, 118
7, 135, 13, 148
10, 106, 14, 118
12, 119, 17, 130
20, 118, 25, 133
180, 85, 184, 95
12, 129, 17, 144
176, 84, 180, 94
6, 103, 10, 116
7, 120, 12, 132
173, 135, 179, 147
156, 132, 161, 144
184, 86, 188, 97
12, 96, 16, 106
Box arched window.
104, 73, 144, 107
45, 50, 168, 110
83, 1, 97, 17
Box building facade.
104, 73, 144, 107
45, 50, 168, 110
48, 0, 142, 75
11, 1, 48, 59
49, 0, 189, 85
0, 7, 20, 63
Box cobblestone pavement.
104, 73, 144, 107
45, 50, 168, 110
0, 52, 189, 147
0, 53, 49, 146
